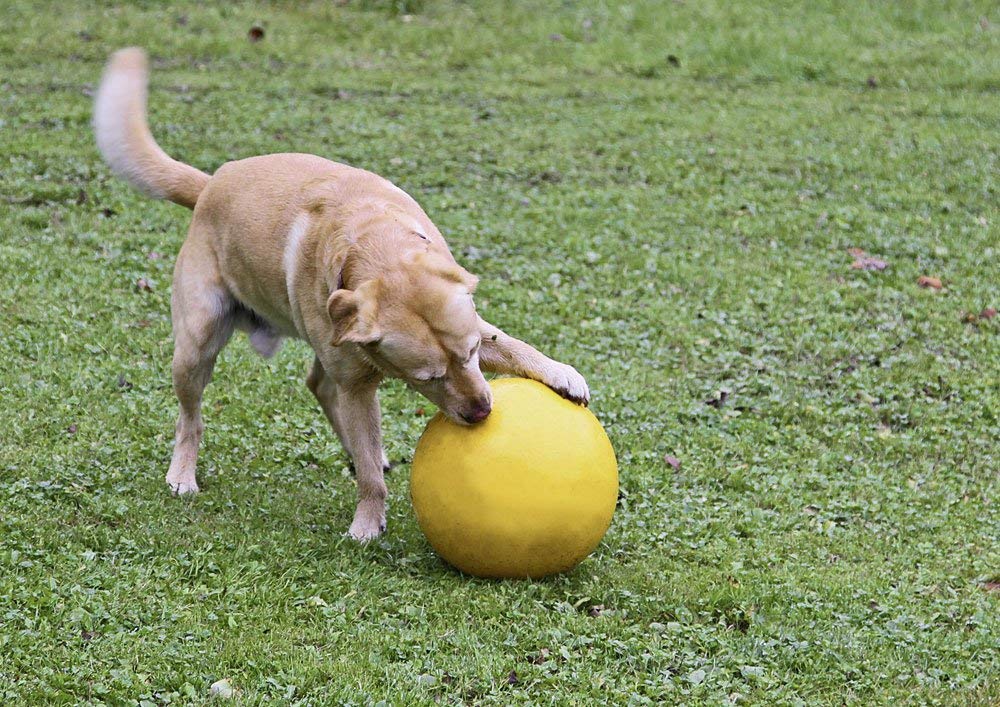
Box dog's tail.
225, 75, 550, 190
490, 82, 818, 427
94, 48, 210, 210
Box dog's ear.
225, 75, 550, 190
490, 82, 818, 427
327, 280, 381, 346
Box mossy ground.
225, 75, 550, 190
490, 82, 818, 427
1, 1, 997, 704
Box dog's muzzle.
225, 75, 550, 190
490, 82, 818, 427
459, 397, 492, 424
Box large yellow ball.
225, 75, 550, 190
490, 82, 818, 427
410, 377, 618, 578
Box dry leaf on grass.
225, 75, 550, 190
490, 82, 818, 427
848, 248, 888, 271
851, 257, 888, 271
528, 648, 551, 664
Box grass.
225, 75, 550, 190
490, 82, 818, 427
1, 0, 998, 703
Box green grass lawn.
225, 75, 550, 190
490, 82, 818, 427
2, 1, 998, 703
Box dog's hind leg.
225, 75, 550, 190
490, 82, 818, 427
306, 356, 354, 459
165, 240, 235, 495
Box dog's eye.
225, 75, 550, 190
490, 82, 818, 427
414, 372, 445, 383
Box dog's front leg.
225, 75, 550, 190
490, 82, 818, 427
312, 356, 387, 541
333, 378, 388, 541
477, 316, 590, 405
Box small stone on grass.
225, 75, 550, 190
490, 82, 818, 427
209, 679, 234, 699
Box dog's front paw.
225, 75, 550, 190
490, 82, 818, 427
166, 475, 199, 496
541, 362, 590, 406
347, 505, 387, 542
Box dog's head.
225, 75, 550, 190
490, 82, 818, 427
327, 250, 492, 424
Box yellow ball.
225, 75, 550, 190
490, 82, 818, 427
410, 377, 618, 578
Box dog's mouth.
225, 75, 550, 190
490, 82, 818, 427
431, 404, 489, 426
458, 409, 490, 425
450, 399, 492, 426
357, 344, 395, 377
391, 365, 492, 426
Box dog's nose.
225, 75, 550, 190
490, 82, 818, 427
460, 399, 492, 424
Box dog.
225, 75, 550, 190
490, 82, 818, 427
94, 48, 590, 540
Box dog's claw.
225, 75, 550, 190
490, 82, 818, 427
347, 522, 386, 542
542, 363, 591, 406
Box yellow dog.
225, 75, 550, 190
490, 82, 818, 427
94, 48, 589, 540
